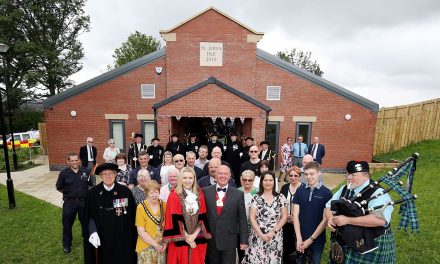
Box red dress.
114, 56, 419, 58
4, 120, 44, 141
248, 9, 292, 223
163, 189, 211, 264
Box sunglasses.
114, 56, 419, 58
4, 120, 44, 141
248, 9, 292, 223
249, 150, 258, 153
88, 141, 93, 143
289, 174, 300, 178
242, 179, 254, 182
174, 160, 184, 163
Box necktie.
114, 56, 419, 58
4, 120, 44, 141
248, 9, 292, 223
312, 144, 317, 159
299, 143, 302, 157
89, 147, 93, 160
349, 190, 355, 199
217, 187, 226, 192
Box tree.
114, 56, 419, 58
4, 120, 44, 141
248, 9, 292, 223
19, 0, 90, 97
0, 0, 90, 103
109, 31, 161, 69
276, 48, 324, 77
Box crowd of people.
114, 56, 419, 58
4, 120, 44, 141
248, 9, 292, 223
55, 133, 397, 264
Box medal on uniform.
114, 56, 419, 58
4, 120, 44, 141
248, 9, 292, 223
113, 199, 122, 216
159, 150, 162, 156
115, 207, 123, 216
216, 199, 223, 207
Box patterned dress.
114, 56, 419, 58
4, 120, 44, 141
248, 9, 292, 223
280, 143, 293, 172
116, 164, 132, 185
242, 194, 287, 264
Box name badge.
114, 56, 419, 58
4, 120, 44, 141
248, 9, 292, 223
216, 199, 223, 207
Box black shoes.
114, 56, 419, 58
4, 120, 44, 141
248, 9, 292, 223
63, 247, 71, 254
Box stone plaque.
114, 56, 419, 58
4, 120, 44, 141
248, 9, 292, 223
200, 42, 223, 66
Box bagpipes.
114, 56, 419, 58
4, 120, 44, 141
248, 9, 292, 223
330, 153, 419, 259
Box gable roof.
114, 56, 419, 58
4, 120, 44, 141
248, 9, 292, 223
256, 49, 379, 112
159, 6, 264, 36
43, 48, 166, 108
153, 76, 271, 112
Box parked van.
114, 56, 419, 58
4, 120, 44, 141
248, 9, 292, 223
0, 130, 40, 149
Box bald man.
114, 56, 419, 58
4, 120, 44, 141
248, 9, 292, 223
198, 158, 236, 188
201, 146, 233, 178
203, 165, 248, 264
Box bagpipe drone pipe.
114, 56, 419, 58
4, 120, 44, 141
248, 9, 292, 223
330, 153, 419, 254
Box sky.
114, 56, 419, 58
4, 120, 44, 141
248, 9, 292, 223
71, 0, 440, 108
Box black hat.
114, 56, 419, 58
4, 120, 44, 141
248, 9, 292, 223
189, 133, 197, 138
259, 140, 270, 146
210, 132, 218, 137
171, 134, 179, 138
151, 137, 160, 142
95, 163, 120, 175
346, 160, 369, 174
245, 137, 254, 141
230, 132, 238, 137
133, 133, 143, 138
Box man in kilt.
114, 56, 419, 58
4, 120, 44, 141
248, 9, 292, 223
325, 161, 396, 264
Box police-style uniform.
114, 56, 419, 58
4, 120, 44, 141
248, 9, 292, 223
147, 138, 164, 168
56, 166, 91, 251
166, 134, 185, 156
185, 138, 200, 157
127, 133, 148, 168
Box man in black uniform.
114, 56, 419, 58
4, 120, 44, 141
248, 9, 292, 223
224, 132, 243, 187
166, 133, 185, 156
207, 132, 224, 160
84, 163, 137, 264
185, 133, 200, 157
147, 137, 164, 168
258, 140, 275, 171
127, 133, 147, 168
241, 137, 254, 164
55, 153, 92, 254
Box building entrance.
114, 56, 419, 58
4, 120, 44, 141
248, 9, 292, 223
171, 117, 246, 145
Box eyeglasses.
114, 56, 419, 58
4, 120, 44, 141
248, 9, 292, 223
249, 150, 258, 153
242, 179, 254, 182
88, 141, 93, 143
289, 174, 300, 178
174, 160, 184, 163
287, 139, 292, 141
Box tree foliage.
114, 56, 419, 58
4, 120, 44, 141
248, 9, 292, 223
110, 31, 161, 69
276, 48, 324, 77
0, 0, 90, 105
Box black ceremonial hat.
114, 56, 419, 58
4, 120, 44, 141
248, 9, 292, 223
95, 163, 120, 175
210, 132, 218, 137
151, 137, 160, 142
245, 137, 254, 141
346, 160, 369, 174
171, 133, 179, 138
230, 131, 238, 137
134, 133, 143, 138
259, 140, 270, 146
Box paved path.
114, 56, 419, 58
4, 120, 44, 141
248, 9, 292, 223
1, 160, 345, 208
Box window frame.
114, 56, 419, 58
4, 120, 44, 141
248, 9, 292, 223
266, 85, 281, 101
141, 84, 156, 99
109, 120, 126, 153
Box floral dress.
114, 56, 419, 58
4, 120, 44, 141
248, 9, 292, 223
242, 194, 287, 264
116, 164, 132, 185
280, 143, 293, 172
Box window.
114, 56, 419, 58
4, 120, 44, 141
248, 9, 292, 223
295, 122, 312, 146
266, 86, 281, 100
109, 120, 125, 152
141, 121, 155, 146
22, 134, 31, 140
141, 84, 155, 99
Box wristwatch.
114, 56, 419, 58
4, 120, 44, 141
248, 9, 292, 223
310, 236, 315, 242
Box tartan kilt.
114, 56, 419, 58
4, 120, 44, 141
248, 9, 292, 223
344, 230, 396, 264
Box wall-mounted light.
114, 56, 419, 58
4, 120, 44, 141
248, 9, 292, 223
345, 114, 351, 121
155, 67, 163, 75
70, 110, 77, 117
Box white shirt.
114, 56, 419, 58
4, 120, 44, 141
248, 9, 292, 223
261, 149, 268, 159
216, 184, 228, 200
87, 145, 94, 161
312, 144, 318, 159
104, 184, 114, 191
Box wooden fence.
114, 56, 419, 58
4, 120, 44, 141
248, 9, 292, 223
373, 98, 440, 155
38, 122, 47, 155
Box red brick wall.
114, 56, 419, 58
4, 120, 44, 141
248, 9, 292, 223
255, 59, 377, 168
45, 58, 167, 167
44, 9, 377, 170
166, 9, 257, 97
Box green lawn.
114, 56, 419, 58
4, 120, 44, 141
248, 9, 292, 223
0, 187, 84, 263
0, 140, 439, 263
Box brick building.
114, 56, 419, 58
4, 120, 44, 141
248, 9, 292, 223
43, 7, 378, 171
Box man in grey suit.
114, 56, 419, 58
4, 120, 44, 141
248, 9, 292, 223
204, 165, 249, 264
